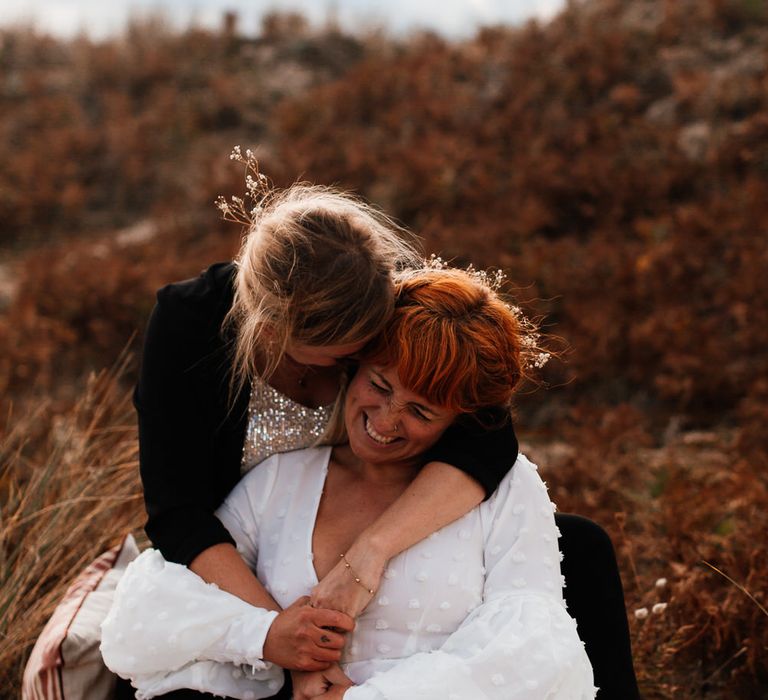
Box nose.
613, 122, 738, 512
376, 401, 403, 434
366, 391, 399, 430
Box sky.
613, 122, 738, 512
0, 0, 567, 39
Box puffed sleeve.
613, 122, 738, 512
343, 455, 596, 700
101, 456, 283, 700
100, 550, 282, 700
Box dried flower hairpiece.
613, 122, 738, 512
215, 146, 272, 227
425, 254, 551, 372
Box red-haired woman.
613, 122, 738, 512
104, 266, 635, 699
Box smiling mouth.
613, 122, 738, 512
364, 415, 399, 445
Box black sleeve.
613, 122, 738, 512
134, 288, 237, 566
422, 407, 519, 500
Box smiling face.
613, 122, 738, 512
344, 363, 458, 468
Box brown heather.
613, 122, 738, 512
1, 1, 767, 697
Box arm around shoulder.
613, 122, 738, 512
342, 457, 596, 700
311, 415, 520, 616
423, 409, 519, 499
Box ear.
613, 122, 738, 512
261, 322, 290, 348
260, 323, 276, 340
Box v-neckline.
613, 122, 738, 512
304, 446, 333, 586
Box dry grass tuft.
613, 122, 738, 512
0, 353, 144, 695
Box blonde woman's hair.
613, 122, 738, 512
224, 184, 419, 405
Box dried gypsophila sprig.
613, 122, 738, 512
425, 254, 551, 372
215, 146, 273, 228
426, 254, 506, 291
512, 313, 551, 372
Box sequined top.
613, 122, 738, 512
240, 374, 335, 473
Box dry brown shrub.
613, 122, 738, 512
0, 216, 244, 410
532, 408, 768, 697
272, 0, 768, 428
0, 17, 370, 248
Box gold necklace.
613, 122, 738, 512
297, 366, 310, 387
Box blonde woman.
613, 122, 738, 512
130, 184, 520, 696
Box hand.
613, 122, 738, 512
310, 538, 386, 617
291, 663, 353, 700
263, 596, 354, 671
312, 686, 348, 700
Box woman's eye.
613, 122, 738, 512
370, 380, 389, 395
410, 407, 429, 421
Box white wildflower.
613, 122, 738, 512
634, 607, 649, 620
216, 147, 273, 228
426, 254, 447, 270
532, 351, 550, 368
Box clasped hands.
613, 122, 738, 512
262, 595, 352, 700
263, 544, 386, 699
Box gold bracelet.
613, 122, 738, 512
340, 553, 375, 595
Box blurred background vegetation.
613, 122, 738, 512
1, 0, 767, 697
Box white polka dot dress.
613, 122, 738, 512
101, 449, 595, 699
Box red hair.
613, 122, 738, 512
362, 268, 523, 414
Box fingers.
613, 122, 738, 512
324, 664, 354, 688
295, 625, 343, 663
309, 608, 355, 633
315, 628, 345, 649
295, 656, 333, 672
315, 648, 343, 664
291, 675, 322, 700
267, 596, 355, 671
295, 646, 340, 670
